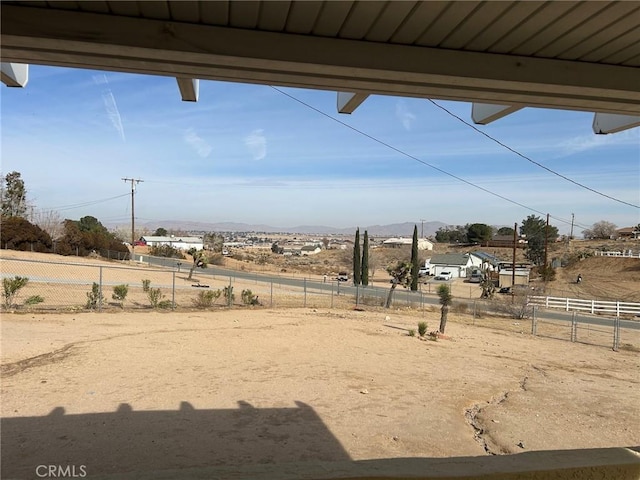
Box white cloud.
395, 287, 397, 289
93, 74, 126, 141
395, 100, 416, 131
244, 129, 267, 160
559, 129, 639, 156
183, 128, 212, 158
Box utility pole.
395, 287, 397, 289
420, 219, 426, 238
512, 222, 517, 290
570, 213, 575, 239
544, 213, 550, 278
122, 178, 143, 259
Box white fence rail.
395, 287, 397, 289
529, 295, 640, 316
594, 250, 640, 258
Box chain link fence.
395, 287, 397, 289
2, 256, 638, 352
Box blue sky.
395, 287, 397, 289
2, 65, 639, 235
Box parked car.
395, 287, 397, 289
434, 271, 452, 281
468, 272, 483, 283
337, 272, 349, 282
418, 267, 430, 277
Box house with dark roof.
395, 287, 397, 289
429, 253, 483, 278
616, 227, 640, 239
471, 251, 502, 271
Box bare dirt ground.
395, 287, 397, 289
2, 307, 639, 479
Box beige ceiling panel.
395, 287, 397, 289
168, 1, 201, 23
439, 1, 512, 50
514, 2, 611, 56
365, 1, 418, 42
138, 1, 170, 21
338, 1, 386, 39
580, 27, 640, 64
473, 1, 551, 52
199, 1, 229, 25
285, 0, 324, 34
536, 2, 640, 58
560, 14, 640, 61
257, 1, 291, 32
389, 1, 448, 44
603, 44, 640, 67
417, 1, 481, 47
229, 1, 261, 29
488, 2, 575, 55
311, 1, 353, 37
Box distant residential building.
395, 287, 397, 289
141, 235, 204, 250
300, 245, 322, 256
485, 235, 528, 248
382, 237, 434, 251
616, 226, 640, 239
429, 253, 483, 278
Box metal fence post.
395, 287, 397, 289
531, 305, 537, 335
356, 285, 359, 307
98, 266, 103, 312
330, 282, 334, 308
172, 271, 176, 310
304, 278, 307, 308
613, 316, 620, 352
571, 312, 577, 342
270, 281, 273, 308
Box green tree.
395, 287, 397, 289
520, 215, 559, 266
437, 284, 453, 334
467, 223, 493, 244
1, 171, 27, 218
385, 261, 412, 308
0, 216, 52, 252
3, 276, 29, 308
153, 227, 168, 236
353, 228, 361, 286
410, 225, 419, 291
497, 226, 515, 236
435, 225, 467, 243
361, 230, 369, 286
187, 248, 207, 280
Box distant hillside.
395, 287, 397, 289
123, 220, 448, 237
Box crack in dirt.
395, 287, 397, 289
464, 370, 531, 455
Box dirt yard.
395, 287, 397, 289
2, 307, 639, 479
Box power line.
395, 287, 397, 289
270, 87, 638, 229
427, 99, 639, 209
44, 193, 130, 212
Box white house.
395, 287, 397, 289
429, 253, 483, 278
140, 235, 204, 251
382, 237, 434, 251
300, 245, 322, 256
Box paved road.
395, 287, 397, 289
137, 255, 639, 331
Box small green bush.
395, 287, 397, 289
158, 300, 173, 310
141, 279, 151, 292
418, 321, 428, 337
408, 329, 416, 337
112, 284, 129, 307
148, 288, 164, 308
25, 295, 44, 306
3, 276, 29, 308
241, 289, 256, 305
86, 282, 104, 310
223, 286, 235, 306
192, 289, 221, 308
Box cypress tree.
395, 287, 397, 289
353, 228, 361, 285
410, 224, 419, 291
361, 230, 369, 286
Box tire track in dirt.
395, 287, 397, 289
0, 326, 228, 378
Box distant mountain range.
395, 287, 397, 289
127, 220, 449, 237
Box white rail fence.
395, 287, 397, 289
594, 250, 640, 258
529, 295, 640, 316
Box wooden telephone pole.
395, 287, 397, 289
122, 178, 143, 259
